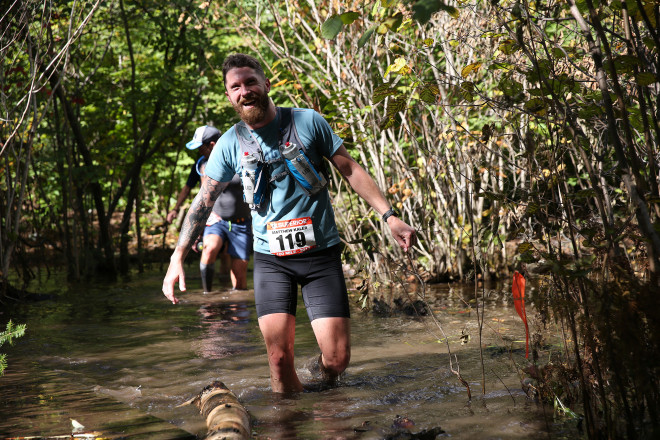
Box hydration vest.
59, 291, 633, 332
236, 107, 328, 211
195, 155, 207, 177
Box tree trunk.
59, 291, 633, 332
119, 175, 139, 275
50, 76, 116, 279
180, 381, 251, 440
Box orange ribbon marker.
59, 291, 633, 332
512, 271, 529, 359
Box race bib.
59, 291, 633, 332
267, 217, 316, 256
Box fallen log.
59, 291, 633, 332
179, 381, 251, 440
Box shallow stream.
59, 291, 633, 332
0, 267, 570, 439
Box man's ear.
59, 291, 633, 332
265, 78, 271, 93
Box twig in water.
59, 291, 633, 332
491, 368, 516, 406
384, 253, 472, 401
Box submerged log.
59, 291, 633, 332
179, 381, 251, 440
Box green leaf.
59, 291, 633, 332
358, 26, 376, 49
633, 0, 656, 27
386, 95, 407, 117
412, 0, 459, 24
517, 242, 534, 253
339, 11, 360, 24
520, 251, 538, 263
373, 83, 398, 104
384, 57, 407, 78
524, 97, 547, 115
321, 15, 344, 40
526, 202, 540, 214
381, 12, 403, 31
498, 39, 520, 54
635, 72, 656, 86
460, 81, 475, 102
419, 82, 440, 104
551, 47, 567, 59
627, 107, 645, 132
0, 321, 26, 347
447, 7, 460, 19
379, 116, 396, 130
461, 62, 482, 78
527, 88, 544, 97
554, 396, 581, 419
499, 78, 524, 102
577, 104, 604, 119
411, 1, 432, 23
489, 62, 514, 71
605, 54, 641, 74
642, 37, 655, 50
461, 81, 475, 92
398, 18, 414, 32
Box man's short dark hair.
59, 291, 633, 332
222, 53, 266, 83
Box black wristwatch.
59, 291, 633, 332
382, 208, 397, 222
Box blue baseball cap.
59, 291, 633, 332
186, 125, 221, 150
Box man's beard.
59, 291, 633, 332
233, 92, 270, 126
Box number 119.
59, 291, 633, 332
276, 232, 307, 250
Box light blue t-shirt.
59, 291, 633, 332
204, 108, 343, 255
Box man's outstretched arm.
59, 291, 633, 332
329, 145, 416, 251
166, 185, 192, 224
162, 177, 228, 304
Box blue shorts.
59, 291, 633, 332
253, 244, 350, 321
203, 220, 253, 261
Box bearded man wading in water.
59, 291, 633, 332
162, 53, 416, 393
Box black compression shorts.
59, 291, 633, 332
253, 244, 350, 321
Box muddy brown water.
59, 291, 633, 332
0, 268, 576, 439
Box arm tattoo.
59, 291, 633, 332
177, 178, 229, 249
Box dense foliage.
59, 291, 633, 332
2, 0, 660, 437
1, 0, 241, 286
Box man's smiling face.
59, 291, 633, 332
225, 66, 271, 127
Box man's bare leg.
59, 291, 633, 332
258, 313, 303, 393
310, 317, 351, 382
230, 258, 249, 290
219, 246, 231, 276
200, 234, 223, 292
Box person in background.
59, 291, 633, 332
196, 158, 252, 291
167, 125, 252, 291
165, 126, 217, 225
162, 54, 416, 393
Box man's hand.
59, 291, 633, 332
329, 146, 416, 253
192, 234, 203, 254
162, 177, 226, 303
387, 216, 416, 252
165, 209, 179, 225
162, 254, 186, 304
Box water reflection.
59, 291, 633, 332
194, 300, 251, 359
0, 273, 559, 439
